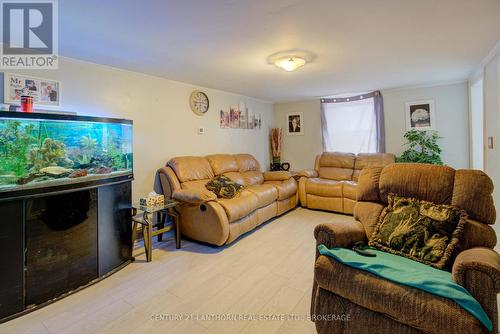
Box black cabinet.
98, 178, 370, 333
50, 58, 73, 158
0, 179, 132, 323
25, 189, 98, 306
98, 182, 132, 276
0, 200, 24, 319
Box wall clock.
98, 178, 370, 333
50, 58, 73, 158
189, 90, 209, 115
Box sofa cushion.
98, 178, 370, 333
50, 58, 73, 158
379, 163, 455, 205
305, 178, 342, 198
206, 154, 239, 175
352, 153, 395, 181
318, 152, 355, 181
217, 190, 259, 222
205, 175, 244, 199
451, 169, 496, 224
223, 172, 245, 185
265, 178, 297, 200
246, 184, 278, 208
342, 181, 357, 200
168, 156, 214, 182
234, 154, 260, 172
314, 255, 484, 334
369, 194, 467, 269
241, 171, 264, 186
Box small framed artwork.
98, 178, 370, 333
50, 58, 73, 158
286, 112, 304, 135
4, 72, 61, 107
405, 100, 435, 131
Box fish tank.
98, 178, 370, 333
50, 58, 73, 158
0, 112, 133, 196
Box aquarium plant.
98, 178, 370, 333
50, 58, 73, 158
0, 120, 36, 178
396, 130, 443, 165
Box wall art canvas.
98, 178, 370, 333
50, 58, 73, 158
220, 109, 230, 128
230, 105, 239, 128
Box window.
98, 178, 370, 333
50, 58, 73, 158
321, 91, 384, 154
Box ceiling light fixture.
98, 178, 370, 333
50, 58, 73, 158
266, 49, 315, 73
274, 56, 306, 72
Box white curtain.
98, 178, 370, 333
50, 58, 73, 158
321, 92, 382, 154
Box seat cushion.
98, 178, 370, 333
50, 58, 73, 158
241, 171, 264, 186
305, 178, 342, 197
246, 184, 278, 208
216, 190, 258, 222
265, 178, 297, 200
342, 181, 357, 200
314, 255, 484, 334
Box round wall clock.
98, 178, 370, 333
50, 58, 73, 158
189, 90, 209, 115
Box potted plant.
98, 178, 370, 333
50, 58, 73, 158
396, 130, 443, 165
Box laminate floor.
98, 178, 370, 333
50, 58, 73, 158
0, 208, 353, 334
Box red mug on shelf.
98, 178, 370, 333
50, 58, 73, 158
20, 95, 33, 113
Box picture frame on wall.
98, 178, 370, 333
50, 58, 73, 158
286, 112, 304, 135
4, 72, 61, 107
405, 100, 435, 131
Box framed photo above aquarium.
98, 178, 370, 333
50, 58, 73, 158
4, 72, 61, 107
405, 100, 435, 131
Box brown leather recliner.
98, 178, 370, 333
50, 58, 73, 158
298, 152, 395, 214
158, 154, 297, 246
311, 163, 500, 334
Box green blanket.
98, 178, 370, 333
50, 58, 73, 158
318, 244, 492, 331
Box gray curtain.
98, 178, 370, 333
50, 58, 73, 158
320, 90, 386, 153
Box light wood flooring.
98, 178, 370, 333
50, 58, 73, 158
0, 208, 355, 334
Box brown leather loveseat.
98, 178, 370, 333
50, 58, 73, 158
298, 152, 395, 214
311, 163, 500, 334
158, 154, 297, 246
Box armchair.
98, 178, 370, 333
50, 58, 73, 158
311, 163, 500, 334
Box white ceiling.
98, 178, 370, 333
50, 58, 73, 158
59, 0, 500, 102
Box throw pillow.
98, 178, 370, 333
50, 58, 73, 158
205, 175, 244, 199
369, 194, 467, 269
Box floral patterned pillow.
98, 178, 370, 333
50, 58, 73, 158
369, 194, 467, 269
205, 175, 244, 199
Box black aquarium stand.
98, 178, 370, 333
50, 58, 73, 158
0, 172, 133, 323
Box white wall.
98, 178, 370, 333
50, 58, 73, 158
383, 82, 469, 168
273, 82, 470, 170
483, 50, 500, 233
0, 58, 273, 200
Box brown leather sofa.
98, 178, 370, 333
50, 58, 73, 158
298, 152, 395, 214
158, 154, 297, 246
311, 163, 500, 334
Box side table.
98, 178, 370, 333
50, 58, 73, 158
131, 200, 180, 262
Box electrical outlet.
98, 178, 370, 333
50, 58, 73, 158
487, 136, 494, 149
197, 127, 205, 135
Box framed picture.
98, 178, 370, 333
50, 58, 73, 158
405, 100, 435, 131
286, 112, 304, 135
220, 109, 230, 128
4, 72, 61, 107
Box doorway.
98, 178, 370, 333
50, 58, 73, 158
470, 79, 484, 170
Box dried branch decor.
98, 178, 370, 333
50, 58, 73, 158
270, 128, 282, 163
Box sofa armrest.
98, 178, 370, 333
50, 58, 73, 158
297, 169, 318, 178
314, 221, 367, 250
452, 247, 500, 292
263, 171, 292, 181
172, 189, 217, 204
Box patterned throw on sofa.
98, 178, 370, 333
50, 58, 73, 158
205, 175, 244, 199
